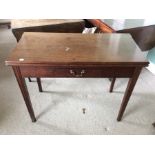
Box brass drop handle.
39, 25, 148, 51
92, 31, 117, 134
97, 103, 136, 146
69, 69, 86, 77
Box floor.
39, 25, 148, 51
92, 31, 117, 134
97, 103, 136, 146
0, 27, 155, 135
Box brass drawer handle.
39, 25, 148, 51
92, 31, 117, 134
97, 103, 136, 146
69, 69, 86, 77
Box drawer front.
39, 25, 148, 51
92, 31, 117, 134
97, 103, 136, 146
20, 66, 134, 78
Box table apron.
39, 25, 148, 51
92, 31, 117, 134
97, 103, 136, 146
19, 66, 135, 78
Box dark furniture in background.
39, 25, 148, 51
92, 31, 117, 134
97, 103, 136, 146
0, 19, 11, 29
11, 19, 85, 41
118, 26, 155, 51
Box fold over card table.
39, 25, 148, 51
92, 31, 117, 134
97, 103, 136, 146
5, 33, 149, 122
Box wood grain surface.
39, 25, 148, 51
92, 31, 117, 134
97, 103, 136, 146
6, 33, 149, 66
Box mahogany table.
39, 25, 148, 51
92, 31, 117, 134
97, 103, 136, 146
5, 33, 149, 122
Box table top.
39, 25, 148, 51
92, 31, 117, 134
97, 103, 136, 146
6, 32, 149, 66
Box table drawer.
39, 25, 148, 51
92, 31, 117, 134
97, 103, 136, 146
20, 66, 134, 78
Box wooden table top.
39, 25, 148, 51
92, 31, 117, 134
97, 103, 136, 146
6, 32, 149, 66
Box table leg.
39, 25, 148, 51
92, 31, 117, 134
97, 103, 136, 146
28, 77, 32, 82
12, 66, 36, 122
109, 78, 116, 93
37, 78, 43, 92
8, 23, 11, 29
109, 78, 112, 81
117, 67, 142, 121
